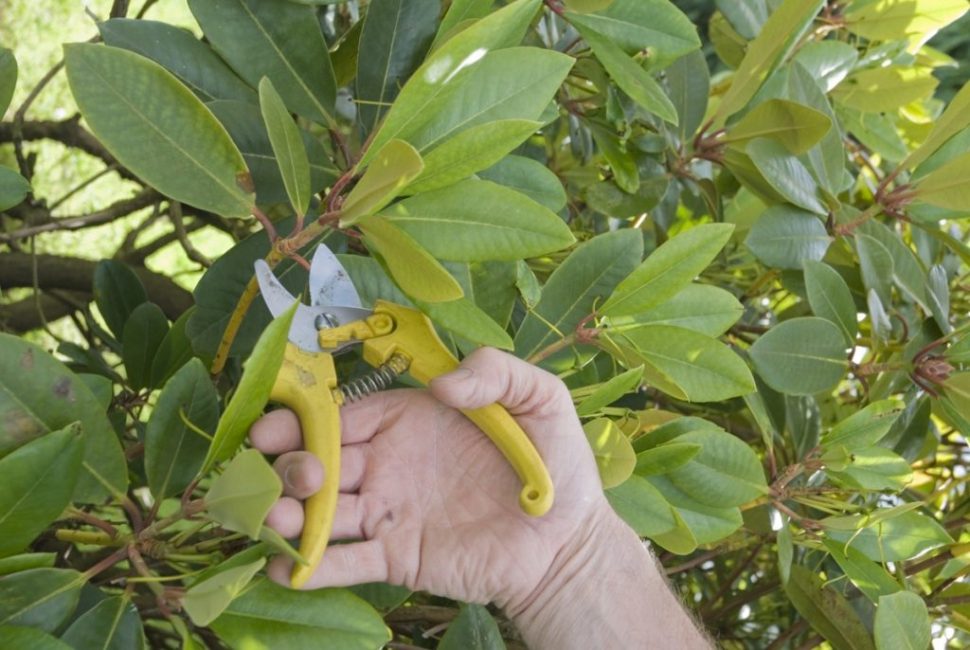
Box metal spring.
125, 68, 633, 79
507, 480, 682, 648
337, 354, 411, 403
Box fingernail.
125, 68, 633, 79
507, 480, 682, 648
283, 463, 297, 490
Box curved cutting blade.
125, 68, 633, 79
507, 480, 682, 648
309, 244, 362, 308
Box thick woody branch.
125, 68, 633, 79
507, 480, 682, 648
0, 291, 91, 333
0, 117, 133, 180
1, 190, 159, 241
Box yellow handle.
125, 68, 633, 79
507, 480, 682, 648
269, 343, 341, 589
360, 302, 554, 516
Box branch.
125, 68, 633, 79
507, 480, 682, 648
0, 290, 90, 333
0, 117, 135, 181
1, 190, 159, 241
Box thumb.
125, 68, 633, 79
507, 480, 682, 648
429, 348, 571, 418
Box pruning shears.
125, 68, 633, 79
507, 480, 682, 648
254, 245, 554, 588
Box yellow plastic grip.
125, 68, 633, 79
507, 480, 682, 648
269, 343, 341, 589
360, 301, 554, 516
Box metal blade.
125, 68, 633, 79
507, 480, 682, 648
308, 244, 362, 309
255, 259, 299, 318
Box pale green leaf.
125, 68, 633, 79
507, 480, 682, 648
749, 317, 848, 395
634, 441, 701, 476
825, 510, 952, 562
905, 81, 970, 170
258, 77, 311, 217
647, 475, 744, 545
744, 205, 832, 269
184, 558, 266, 627
828, 448, 913, 491
725, 99, 833, 154
583, 418, 636, 488
205, 450, 283, 538
576, 366, 644, 415
665, 429, 768, 508
419, 297, 515, 350
913, 150, 970, 211
479, 155, 567, 212
341, 140, 424, 226
875, 591, 932, 650
746, 138, 827, 214
833, 66, 939, 113
803, 260, 858, 345
606, 284, 743, 337
845, 0, 968, 42
605, 474, 678, 537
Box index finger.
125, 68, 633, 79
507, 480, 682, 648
250, 409, 302, 454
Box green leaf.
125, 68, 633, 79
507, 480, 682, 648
438, 603, 506, 650
382, 179, 574, 261
778, 520, 793, 584
844, 0, 968, 42
64, 43, 253, 219
602, 223, 734, 316
564, 0, 615, 12
828, 448, 913, 491
746, 138, 827, 214
0, 568, 83, 633
419, 298, 515, 350
188, 0, 337, 126
823, 539, 900, 603
856, 233, 894, 306
822, 400, 904, 451
360, 0, 544, 166
605, 474, 678, 537
0, 48, 17, 117
589, 124, 639, 193
205, 450, 282, 538
336, 254, 412, 308
825, 510, 952, 562
784, 565, 877, 650
803, 261, 858, 345
93, 260, 148, 340
749, 317, 848, 395
356, 0, 439, 133
607, 284, 743, 337
913, 150, 970, 211
833, 66, 939, 113
208, 100, 338, 206
927, 265, 951, 334
609, 325, 755, 402
200, 302, 297, 474
568, 20, 677, 124
857, 220, 928, 311
646, 475, 744, 545
0, 554, 56, 577
634, 441, 701, 476
258, 77, 311, 217
184, 558, 266, 627
714, 0, 826, 124
745, 206, 831, 269
359, 216, 464, 302
348, 583, 412, 613
210, 578, 390, 649
145, 359, 219, 500
792, 40, 859, 92
577, 366, 644, 416
904, 80, 970, 170
98, 18, 256, 103
0, 626, 70, 650
479, 155, 567, 212
875, 591, 932, 650
725, 99, 832, 155
561, 0, 700, 68
121, 303, 169, 391
150, 309, 196, 388
582, 418, 636, 488
0, 335, 127, 503
667, 50, 710, 141
664, 429, 767, 507
407, 120, 543, 194
341, 140, 425, 226
0, 424, 82, 558
514, 229, 643, 364
432, 0, 493, 51
0, 167, 29, 212
61, 596, 146, 650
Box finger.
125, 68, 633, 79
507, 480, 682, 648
250, 409, 302, 454
264, 497, 304, 539
339, 390, 412, 444
272, 451, 325, 499
429, 347, 572, 419
330, 493, 367, 540
339, 444, 367, 493
267, 540, 388, 590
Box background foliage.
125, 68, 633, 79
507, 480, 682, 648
2, 0, 970, 648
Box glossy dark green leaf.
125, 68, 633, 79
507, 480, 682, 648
749, 318, 847, 395
857, 220, 929, 310
200, 303, 297, 473
746, 138, 827, 214
0, 569, 83, 633
259, 77, 311, 217
149, 309, 195, 388
589, 124, 639, 193
875, 591, 931, 650
61, 596, 146, 650
356, 0, 439, 133
514, 229, 643, 365
348, 583, 412, 613
184, 558, 266, 627
340, 140, 424, 226
825, 510, 952, 562
602, 224, 734, 316
803, 261, 858, 345
0, 424, 82, 558
605, 474, 677, 537
99, 19, 255, 103
188, 0, 337, 126
568, 20, 677, 124
0, 626, 69, 650
360, 0, 547, 165
383, 179, 574, 261
439, 604, 506, 650
64, 43, 254, 219
210, 578, 390, 649
0, 48, 17, 117
208, 100, 337, 206
205, 449, 283, 538
0, 167, 29, 212
744, 205, 831, 270
0, 334, 127, 503
121, 303, 169, 391
0, 553, 56, 576
784, 565, 876, 650
93, 260, 148, 340
145, 359, 219, 500
667, 50, 709, 141
479, 155, 567, 212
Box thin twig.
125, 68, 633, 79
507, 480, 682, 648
168, 201, 212, 267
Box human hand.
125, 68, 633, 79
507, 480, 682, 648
248, 347, 609, 612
